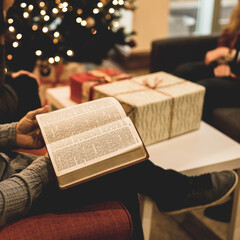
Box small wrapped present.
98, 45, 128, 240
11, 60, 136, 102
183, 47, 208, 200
33, 61, 86, 86
34, 61, 86, 104
70, 68, 130, 103
93, 71, 205, 146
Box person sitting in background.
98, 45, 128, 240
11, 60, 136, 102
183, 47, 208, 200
0, 105, 237, 229
0, 0, 41, 124
173, 1, 240, 124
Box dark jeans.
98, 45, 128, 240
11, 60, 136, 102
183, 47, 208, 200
173, 62, 240, 123
6, 74, 41, 122
28, 160, 188, 240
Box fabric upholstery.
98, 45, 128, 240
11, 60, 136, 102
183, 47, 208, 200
212, 108, 240, 142
0, 201, 133, 240
15, 147, 47, 156
150, 34, 219, 74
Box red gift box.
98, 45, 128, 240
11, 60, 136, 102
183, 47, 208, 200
70, 68, 130, 103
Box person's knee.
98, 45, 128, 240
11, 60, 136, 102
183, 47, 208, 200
173, 63, 191, 78
197, 79, 217, 90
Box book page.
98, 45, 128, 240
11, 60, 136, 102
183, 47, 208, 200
47, 117, 142, 176
37, 97, 126, 144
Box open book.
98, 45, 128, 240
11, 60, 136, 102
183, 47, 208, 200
36, 97, 149, 189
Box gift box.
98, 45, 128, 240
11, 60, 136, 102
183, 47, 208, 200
70, 68, 130, 103
93, 71, 205, 146
34, 61, 85, 105
34, 61, 85, 85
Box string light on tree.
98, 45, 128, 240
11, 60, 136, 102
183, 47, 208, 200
93, 8, 99, 14
20, 2, 27, 8
8, 18, 14, 24
12, 41, 19, 48
55, 56, 61, 62
67, 50, 74, 57
97, 2, 103, 8
36, 50, 42, 56
28, 5, 34, 11
8, 26, 15, 32
16, 34, 22, 40
48, 57, 55, 64
5, 0, 137, 70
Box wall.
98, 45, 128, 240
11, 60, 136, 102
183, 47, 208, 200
131, 0, 170, 54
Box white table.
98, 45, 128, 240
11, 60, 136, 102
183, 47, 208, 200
142, 122, 240, 240
46, 86, 240, 240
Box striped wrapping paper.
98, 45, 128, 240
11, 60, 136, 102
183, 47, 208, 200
93, 71, 205, 146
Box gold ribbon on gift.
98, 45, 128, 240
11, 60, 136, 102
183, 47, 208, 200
88, 69, 131, 101
142, 77, 163, 89
113, 76, 186, 138
89, 69, 129, 83
89, 70, 113, 83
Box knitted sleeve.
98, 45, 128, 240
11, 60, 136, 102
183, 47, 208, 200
0, 156, 54, 226
0, 123, 17, 150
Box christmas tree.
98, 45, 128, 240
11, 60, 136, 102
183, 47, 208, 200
5, 0, 136, 71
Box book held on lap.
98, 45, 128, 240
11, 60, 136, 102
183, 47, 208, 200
36, 97, 148, 189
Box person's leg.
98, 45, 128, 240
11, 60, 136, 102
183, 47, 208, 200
7, 74, 41, 121
197, 77, 240, 124
32, 160, 237, 215
173, 61, 214, 82
121, 160, 237, 214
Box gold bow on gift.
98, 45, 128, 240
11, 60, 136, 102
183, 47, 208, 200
89, 70, 113, 83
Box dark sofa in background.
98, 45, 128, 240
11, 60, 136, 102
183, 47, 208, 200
150, 34, 240, 143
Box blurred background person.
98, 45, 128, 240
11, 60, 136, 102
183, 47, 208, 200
173, 0, 240, 124
0, 0, 41, 124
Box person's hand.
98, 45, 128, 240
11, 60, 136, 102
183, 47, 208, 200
16, 106, 48, 149
11, 70, 41, 86
205, 47, 230, 65
214, 64, 232, 77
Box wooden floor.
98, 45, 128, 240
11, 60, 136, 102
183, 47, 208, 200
150, 201, 229, 240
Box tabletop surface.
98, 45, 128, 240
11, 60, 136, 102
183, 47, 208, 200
147, 121, 240, 175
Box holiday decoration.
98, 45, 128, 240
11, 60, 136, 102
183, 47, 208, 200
5, 0, 136, 72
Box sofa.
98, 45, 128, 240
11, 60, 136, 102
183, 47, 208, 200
0, 148, 144, 240
150, 34, 240, 143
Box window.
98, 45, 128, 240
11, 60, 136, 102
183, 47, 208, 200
168, 0, 237, 37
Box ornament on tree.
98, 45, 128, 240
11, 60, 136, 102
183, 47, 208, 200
86, 17, 95, 28
39, 61, 51, 77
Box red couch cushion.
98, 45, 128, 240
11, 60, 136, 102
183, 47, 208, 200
15, 147, 47, 156
0, 201, 133, 240
4, 149, 133, 239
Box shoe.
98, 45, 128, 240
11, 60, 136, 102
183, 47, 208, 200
204, 198, 233, 222
158, 170, 238, 215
